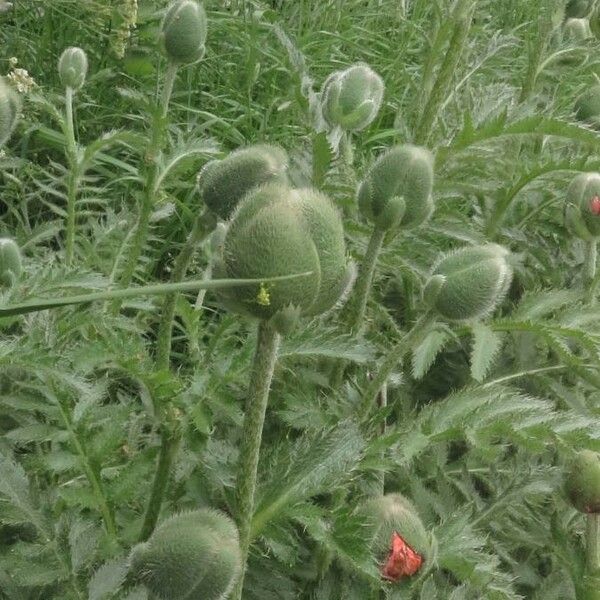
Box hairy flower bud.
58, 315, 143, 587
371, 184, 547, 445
424, 244, 513, 321
357, 144, 434, 231
214, 183, 350, 325
566, 0, 592, 18
198, 145, 288, 220
575, 85, 600, 126
0, 238, 22, 289
362, 493, 432, 583
129, 509, 241, 600
321, 63, 384, 132
0, 77, 20, 147
565, 450, 600, 514
565, 172, 600, 240
564, 18, 592, 40
160, 0, 207, 65
58, 47, 88, 92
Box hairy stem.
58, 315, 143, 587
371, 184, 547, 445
587, 513, 600, 574
64, 87, 79, 267
232, 321, 281, 600
585, 241, 598, 304
360, 313, 432, 420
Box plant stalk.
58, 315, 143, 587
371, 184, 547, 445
64, 86, 79, 267
585, 240, 598, 304
232, 320, 281, 600
587, 513, 600, 574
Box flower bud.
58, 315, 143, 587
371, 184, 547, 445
564, 18, 592, 41
58, 47, 88, 92
361, 493, 432, 583
565, 172, 600, 240
160, 0, 207, 65
357, 144, 434, 231
321, 63, 384, 132
129, 509, 241, 600
0, 238, 22, 289
424, 243, 513, 321
566, 0, 592, 18
565, 450, 600, 514
198, 145, 288, 220
0, 77, 20, 147
575, 85, 600, 126
214, 183, 350, 323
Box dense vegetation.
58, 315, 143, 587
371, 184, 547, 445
1, 0, 600, 598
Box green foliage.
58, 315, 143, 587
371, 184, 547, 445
0, 76, 19, 147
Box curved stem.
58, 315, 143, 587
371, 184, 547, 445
232, 321, 281, 600
360, 313, 432, 421
64, 87, 79, 267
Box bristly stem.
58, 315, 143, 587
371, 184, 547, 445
232, 320, 281, 600
587, 513, 600, 574
585, 240, 597, 305
111, 61, 178, 313
64, 86, 79, 267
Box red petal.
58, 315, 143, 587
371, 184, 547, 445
381, 531, 423, 582
589, 196, 600, 216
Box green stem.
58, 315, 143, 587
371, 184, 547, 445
360, 313, 432, 421
232, 320, 281, 600
111, 62, 178, 313
585, 241, 598, 304
64, 87, 79, 267
413, 0, 474, 145
155, 213, 212, 370
587, 513, 600, 574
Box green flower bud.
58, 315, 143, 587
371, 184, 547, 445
160, 0, 207, 65
357, 144, 434, 231
565, 172, 600, 240
424, 243, 513, 321
58, 47, 88, 92
566, 0, 592, 18
564, 18, 592, 41
575, 85, 600, 126
361, 493, 433, 583
321, 63, 384, 132
198, 145, 288, 220
0, 238, 22, 289
565, 450, 600, 514
215, 183, 350, 322
0, 77, 20, 148
129, 509, 241, 600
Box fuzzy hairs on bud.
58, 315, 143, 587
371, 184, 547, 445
214, 183, 349, 323
129, 509, 241, 600
565, 450, 600, 514
160, 0, 207, 65
424, 243, 513, 321
58, 47, 88, 91
357, 144, 434, 231
575, 85, 600, 127
0, 238, 22, 289
565, 172, 600, 240
198, 144, 288, 220
0, 77, 20, 148
321, 63, 384, 132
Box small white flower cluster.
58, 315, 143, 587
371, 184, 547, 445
6, 58, 37, 94
112, 0, 138, 59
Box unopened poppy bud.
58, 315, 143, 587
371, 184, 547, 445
0, 77, 20, 147
215, 183, 349, 323
0, 238, 22, 288
575, 85, 600, 126
321, 64, 384, 132
58, 47, 88, 92
565, 450, 600, 514
564, 18, 592, 40
129, 509, 241, 600
198, 145, 288, 220
160, 0, 207, 65
361, 493, 433, 583
566, 173, 600, 240
358, 144, 434, 232
424, 243, 512, 321
566, 0, 592, 18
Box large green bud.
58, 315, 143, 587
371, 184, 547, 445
361, 493, 433, 583
565, 450, 600, 514
58, 47, 88, 92
198, 145, 288, 220
129, 509, 241, 600
566, 0, 593, 18
215, 183, 351, 325
0, 77, 20, 148
0, 238, 22, 289
564, 18, 592, 41
423, 244, 513, 321
575, 85, 600, 126
321, 63, 384, 132
160, 0, 207, 65
565, 172, 600, 240
357, 144, 434, 232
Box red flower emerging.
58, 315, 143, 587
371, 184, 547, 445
381, 531, 423, 582
589, 196, 600, 216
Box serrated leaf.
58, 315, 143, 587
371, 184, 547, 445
412, 330, 450, 380
69, 519, 99, 573
88, 556, 128, 600
470, 323, 502, 382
